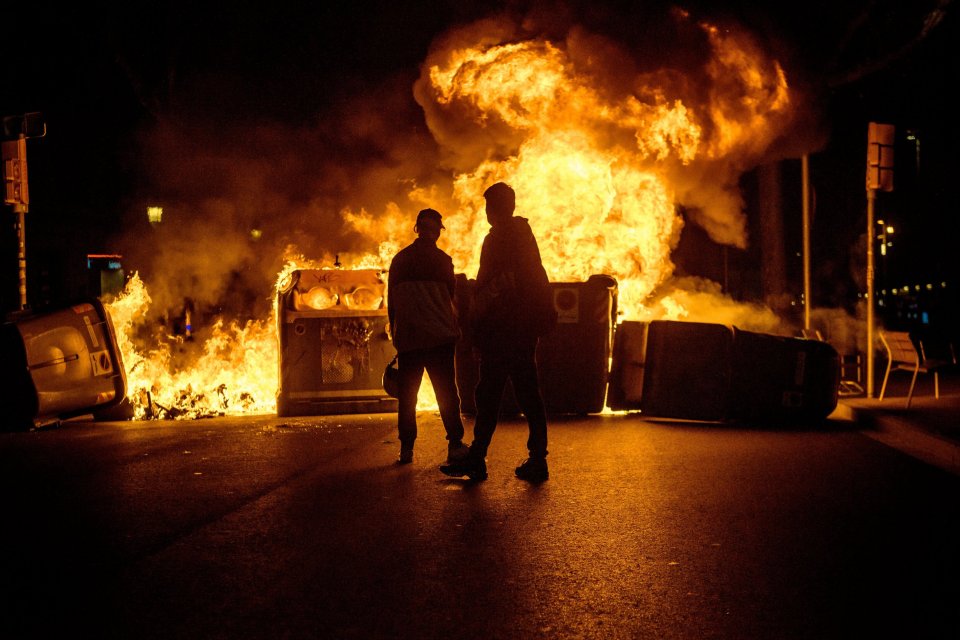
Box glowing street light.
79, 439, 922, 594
147, 206, 163, 225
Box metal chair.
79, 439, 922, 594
878, 330, 955, 408
800, 329, 862, 396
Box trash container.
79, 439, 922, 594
729, 328, 840, 423
455, 274, 617, 415
630, 319, 840, 423
1, 298, 127, 430
276, 268, 398, 416
606, 320, 647, 411
639, 320, 734, 421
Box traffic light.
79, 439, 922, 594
2, 137, 29, 206
866, 122, 894, 192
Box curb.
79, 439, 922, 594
842, 403, 960, 476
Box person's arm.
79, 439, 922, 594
386, 257, 397, 328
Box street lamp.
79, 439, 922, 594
877, 219, 894, 257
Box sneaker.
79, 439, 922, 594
446, 441, 470, 463
398, 446, 414, 465
515, 457, 548, 482
439, 455, 487, 481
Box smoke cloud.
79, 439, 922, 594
113, 2, 827, 335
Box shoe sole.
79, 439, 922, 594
515, 471, 548, 482
440, 467, 487, 481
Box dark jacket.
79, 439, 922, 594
472, 216, 555, 350
387, 237, 459, 353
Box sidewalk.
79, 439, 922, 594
833, 367, 960, 475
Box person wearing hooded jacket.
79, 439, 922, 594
440, 182, 556, 482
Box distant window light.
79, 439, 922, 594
147, 206, 163, 224
922, 312, 929, 324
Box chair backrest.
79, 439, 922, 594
880, 330, 919, 366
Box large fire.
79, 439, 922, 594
106, 12, 794, 419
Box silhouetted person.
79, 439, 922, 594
387, 208, 469, 465
440, 182, 556, 482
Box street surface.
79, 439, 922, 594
1, 408, 958, 639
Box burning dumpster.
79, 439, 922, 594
275, 268, 398, 416
1, 298, 127, 430
455, 274, 617, 415
608, 319, 840, 423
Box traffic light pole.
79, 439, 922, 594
802, 154, 811, 332
14, 204, 27, 310
3, 113, 44, 315
866, 188, 876, 397
864, 122, 893, 398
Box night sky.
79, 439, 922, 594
2, 0, 958, 330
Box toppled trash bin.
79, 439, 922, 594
608, 319, 840, 423
1, 298, 127, 430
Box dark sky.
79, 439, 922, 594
2, 0, 958, 320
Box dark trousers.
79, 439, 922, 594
397, 343, 465, 447
471, 342, 548, 460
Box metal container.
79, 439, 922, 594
634, 320, 840, 423
729, 328, 840, 423
456, 274, 617, 415
606, 320, 647, 411
1, 298, 127, 430
276, 269, 398, 416
639, 320, 734, 421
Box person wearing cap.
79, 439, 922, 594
440, 182, 556, 482
386, 208, 469, 465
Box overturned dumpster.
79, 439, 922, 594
1, 298, 127, 431
607, 319, 840, 423
276, 268, 398, 416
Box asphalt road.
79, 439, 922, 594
1, 410, 958, 640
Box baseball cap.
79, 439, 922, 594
416, 208, 445, 229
